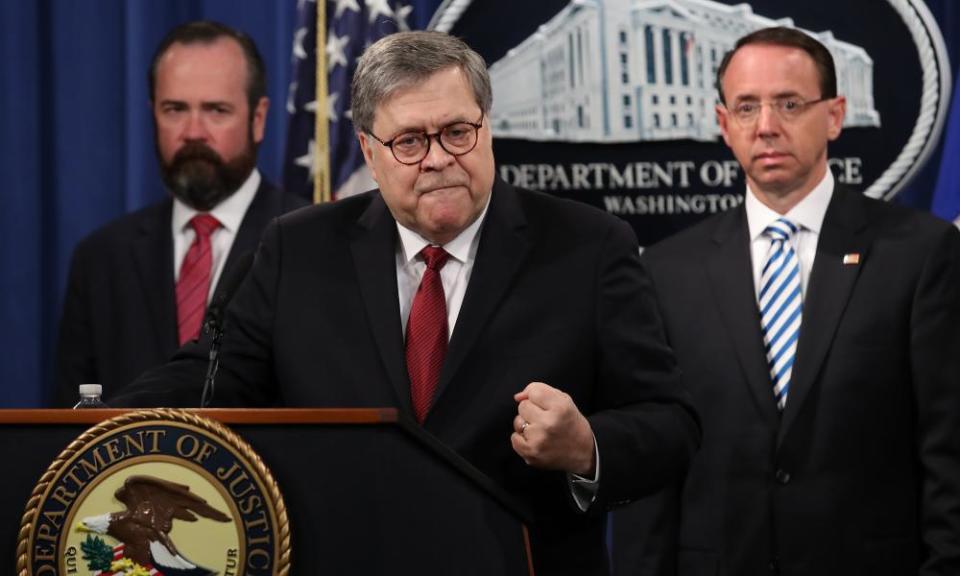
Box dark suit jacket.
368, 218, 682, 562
55, 179, 308, 406
117, 178, 701, 574
611, 185, 960, 576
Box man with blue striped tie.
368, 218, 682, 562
612, 27, 960, 576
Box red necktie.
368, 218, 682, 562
406, 246, 450, 423
176, 214, 221, 345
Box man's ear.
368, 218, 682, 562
251, 97, 269, 144
826, 96, 847, 142
716, 104, 733, 148
357, 132, 379, 183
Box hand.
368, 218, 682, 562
511, 381, 596, 476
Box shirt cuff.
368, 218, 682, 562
567, 434, 600, 512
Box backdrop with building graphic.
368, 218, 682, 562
487, 0, 880, 143
434, 0, 950, 245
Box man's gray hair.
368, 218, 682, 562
350, 31, 492, 134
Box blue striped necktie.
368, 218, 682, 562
758, 218, 802, 410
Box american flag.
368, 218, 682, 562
284, 0, 441, 203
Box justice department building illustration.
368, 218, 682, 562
488, 0, 881, 143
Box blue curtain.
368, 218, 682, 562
897, 0, 960, 211
0, 0, 957, 407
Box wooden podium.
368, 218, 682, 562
0, 409, 534, 575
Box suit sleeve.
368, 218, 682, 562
608, 245, 683, 576
588, 218, 701, 508
55, 246, 97, 407
913, 225, 960, 574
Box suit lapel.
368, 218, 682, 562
706, 206, 780, 425
132, 200, 178, 355
218, 181, 274, 292
432, 180, 529, 412
778, 186, 869, 444
349, 194, 411, 414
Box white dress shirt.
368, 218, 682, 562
395, 198, 489, 339
745, 170, 835, 302
171, 169, 261, 298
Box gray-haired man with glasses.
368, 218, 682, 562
612, 26, 960, 576
117, 30, 700, 575
350, 30, 698, 575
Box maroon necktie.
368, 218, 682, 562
406, 246, 450, 423
176, 214, 221, 345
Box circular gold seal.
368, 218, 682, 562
16, 409, 290, 576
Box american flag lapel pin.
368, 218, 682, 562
843, 253, 861, 265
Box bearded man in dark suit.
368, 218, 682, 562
56, 21, 307, 406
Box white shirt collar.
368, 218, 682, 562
396, 195, 491, 264
172, 169, 261, 233
746, 169, 834, 241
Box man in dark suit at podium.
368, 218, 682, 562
116, 31, 700, 574
55, 21, 307, 406
611, 27, 960, 576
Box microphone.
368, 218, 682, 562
200, 251, 255, 408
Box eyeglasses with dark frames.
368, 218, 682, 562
367, 112, 484, 165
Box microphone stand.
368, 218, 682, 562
200, 316, 224, 408
197, 250, 254, 408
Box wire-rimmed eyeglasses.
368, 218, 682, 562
367, 112, 484, 165
726, 96, 831, 125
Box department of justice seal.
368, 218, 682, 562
16, 409, 289, 576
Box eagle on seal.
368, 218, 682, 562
80, 475, 230, 575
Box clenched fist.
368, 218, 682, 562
511, 381, 596, 476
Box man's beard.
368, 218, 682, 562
160, 140, 256, 212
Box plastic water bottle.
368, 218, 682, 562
73, 384, 108, 409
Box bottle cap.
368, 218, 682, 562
79, 384, 102, 396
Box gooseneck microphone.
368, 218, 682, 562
200, 251, 255, 408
